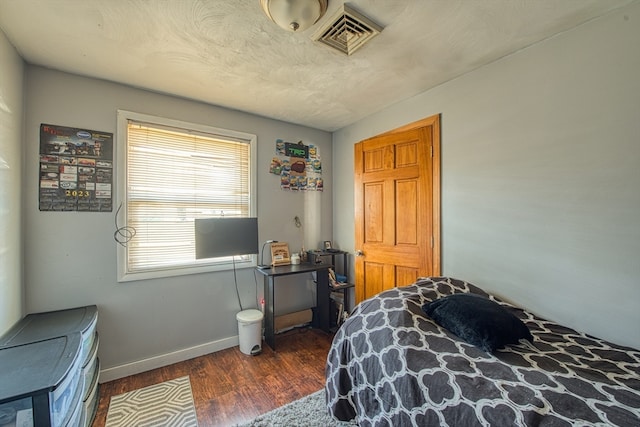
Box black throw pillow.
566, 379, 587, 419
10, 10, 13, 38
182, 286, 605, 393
422, 293, 533, 352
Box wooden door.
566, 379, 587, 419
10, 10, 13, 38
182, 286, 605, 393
354, 115, 441, 303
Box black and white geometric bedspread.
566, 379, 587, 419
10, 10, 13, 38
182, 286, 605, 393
325, 277, 640, 426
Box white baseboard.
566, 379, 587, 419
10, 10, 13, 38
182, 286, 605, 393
99, 335, 239, 383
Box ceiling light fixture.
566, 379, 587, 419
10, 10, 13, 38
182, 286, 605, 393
260, 0, 328, 32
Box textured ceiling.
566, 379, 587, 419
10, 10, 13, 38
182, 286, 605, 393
0, 0, 634, 131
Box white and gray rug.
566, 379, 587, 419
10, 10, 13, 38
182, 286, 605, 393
235, 390, 356, 427
105, 376, 198, 427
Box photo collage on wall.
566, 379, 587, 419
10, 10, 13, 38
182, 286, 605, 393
269, 139, 323, 191
39, 123, 114, 212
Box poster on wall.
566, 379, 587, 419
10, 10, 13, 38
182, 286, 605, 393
269, 139, 323, 191
39, 123, 114, 212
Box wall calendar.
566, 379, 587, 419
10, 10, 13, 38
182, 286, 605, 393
39, 123, 114, 212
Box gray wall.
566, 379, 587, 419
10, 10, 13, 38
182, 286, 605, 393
333, 2, 640, 349
23, 67, 332, 379
0, 29, 24, 335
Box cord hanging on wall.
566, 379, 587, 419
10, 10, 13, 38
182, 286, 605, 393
114, 203, 136, 247
294, 215, 306, 260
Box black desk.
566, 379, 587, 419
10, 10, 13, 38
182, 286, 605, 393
256, 262, 332, 351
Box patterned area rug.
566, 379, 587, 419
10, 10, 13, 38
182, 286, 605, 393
105, 376, 198, 427
235, 390, 356, 427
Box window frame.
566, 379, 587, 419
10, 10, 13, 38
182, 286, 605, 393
116, 110, 257, 282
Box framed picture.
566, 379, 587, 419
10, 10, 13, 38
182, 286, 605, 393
270, 242, 291, 266
323, 240, 332, 250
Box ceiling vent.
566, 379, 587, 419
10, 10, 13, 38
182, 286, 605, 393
312, 4, 383, 55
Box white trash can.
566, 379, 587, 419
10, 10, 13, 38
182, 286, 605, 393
236, 309, 263, 355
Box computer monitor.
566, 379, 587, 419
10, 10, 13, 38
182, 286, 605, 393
194, 217, 259, 259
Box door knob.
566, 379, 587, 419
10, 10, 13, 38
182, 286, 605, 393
355, 250, 364, 257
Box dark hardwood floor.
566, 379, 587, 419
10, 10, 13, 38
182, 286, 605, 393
92, 327, 334, 427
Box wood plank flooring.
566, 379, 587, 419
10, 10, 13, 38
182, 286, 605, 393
92, 327, 334, 427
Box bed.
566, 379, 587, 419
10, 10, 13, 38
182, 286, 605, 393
325, 277, 640, 426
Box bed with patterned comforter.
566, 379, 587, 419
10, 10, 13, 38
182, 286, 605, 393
325, 277, 640, 426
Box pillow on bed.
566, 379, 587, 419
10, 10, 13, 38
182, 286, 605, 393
422, 293, 533, 352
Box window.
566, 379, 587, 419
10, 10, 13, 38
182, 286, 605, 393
116, 110, 257, 282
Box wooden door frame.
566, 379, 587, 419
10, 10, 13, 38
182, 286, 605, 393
370, 114, 441, 275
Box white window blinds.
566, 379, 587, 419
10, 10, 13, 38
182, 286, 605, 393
117, 111, 256, 281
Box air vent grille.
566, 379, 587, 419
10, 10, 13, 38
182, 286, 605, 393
312, 4, 383, 55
